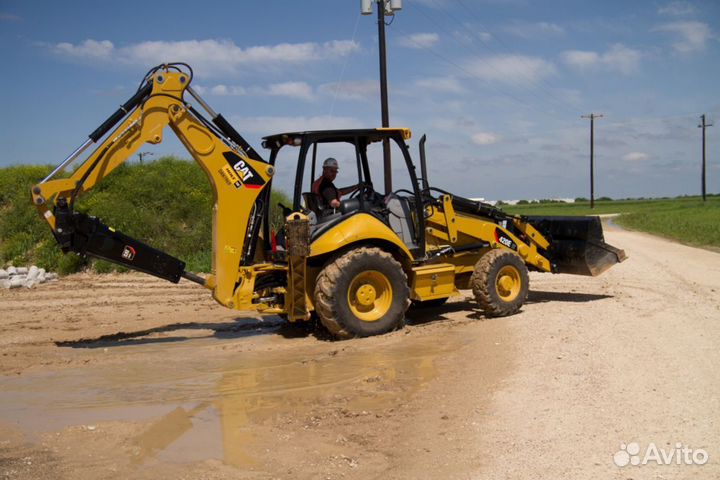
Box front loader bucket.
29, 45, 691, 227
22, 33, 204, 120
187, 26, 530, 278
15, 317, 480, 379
526, 216, 627, 276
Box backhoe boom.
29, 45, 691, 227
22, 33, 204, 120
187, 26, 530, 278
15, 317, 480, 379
31, 63, 274, 307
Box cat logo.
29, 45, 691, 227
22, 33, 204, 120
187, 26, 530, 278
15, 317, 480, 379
232, 159, 254, 182
121, 245, 136, 261
222, 151, 266, 189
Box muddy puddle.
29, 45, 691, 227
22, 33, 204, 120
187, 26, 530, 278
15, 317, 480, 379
0, 329, 473, 469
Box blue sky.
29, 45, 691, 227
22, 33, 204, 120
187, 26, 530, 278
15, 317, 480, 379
1, 0, 718, 200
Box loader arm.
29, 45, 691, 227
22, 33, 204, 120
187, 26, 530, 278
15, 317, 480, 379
31, 64, 274, 308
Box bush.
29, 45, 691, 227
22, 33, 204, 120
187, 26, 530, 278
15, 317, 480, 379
0, 157, 290, 275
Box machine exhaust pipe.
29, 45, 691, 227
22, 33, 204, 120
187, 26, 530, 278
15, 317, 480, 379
419, 134, 430, 191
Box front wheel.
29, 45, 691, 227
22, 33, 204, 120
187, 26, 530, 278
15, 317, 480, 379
471, 249, 529, 317
314, 247, 410, 339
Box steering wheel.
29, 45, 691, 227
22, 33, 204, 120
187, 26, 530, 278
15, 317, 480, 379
349, 182, 372, 199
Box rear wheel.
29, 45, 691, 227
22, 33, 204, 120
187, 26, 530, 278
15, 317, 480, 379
315, 247, 410, 339
471, 249, 529, 317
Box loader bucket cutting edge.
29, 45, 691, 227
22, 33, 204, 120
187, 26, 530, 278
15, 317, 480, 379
526, 216, 627, 277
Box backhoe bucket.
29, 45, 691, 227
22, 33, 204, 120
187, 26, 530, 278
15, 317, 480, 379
526, 216, 627, 276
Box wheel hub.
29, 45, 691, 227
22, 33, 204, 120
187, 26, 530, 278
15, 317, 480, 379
496, 265, 521, 301
356, 284, 377, 306
347, 270, 393, 322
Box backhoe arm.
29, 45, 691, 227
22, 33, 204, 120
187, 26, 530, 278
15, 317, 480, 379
31, 64, 274, 308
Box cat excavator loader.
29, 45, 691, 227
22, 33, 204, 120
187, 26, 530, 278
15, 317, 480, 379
31, 63, 626, 339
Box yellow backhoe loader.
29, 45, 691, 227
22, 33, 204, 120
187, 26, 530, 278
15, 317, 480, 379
31, 63, 626, 338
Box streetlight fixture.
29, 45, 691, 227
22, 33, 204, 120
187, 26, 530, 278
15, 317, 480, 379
362, 0, 402, 194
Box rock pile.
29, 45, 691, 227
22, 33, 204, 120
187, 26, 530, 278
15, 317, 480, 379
0, 266, 58, 289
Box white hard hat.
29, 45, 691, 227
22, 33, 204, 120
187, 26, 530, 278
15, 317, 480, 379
323, 157, 339, 169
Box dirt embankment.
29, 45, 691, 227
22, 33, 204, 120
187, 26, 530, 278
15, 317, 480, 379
1, 228, 719, 479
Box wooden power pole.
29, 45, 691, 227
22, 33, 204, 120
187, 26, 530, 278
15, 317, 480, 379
698, 114, 713, 202
581, 113, 603, 208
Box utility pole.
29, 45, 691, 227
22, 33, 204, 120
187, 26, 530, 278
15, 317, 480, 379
137, 151, 153, 164
581, 113, 603, 208
362, 0, 402, 194
698, 114, 713, 202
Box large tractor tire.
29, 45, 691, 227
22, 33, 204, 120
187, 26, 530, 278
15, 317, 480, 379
314, 247, 410, 339
471, 249, 529, 317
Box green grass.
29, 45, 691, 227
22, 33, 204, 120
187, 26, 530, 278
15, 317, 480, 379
0, 158, 290, 274
503, 196, 720, 249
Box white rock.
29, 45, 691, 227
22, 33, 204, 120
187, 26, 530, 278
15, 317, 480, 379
37, 273, 46, 283
38, 268, 45, 277
6, 266, 17, 275
27, 266, 39, 281
15, 267, 28, 275
24, 280, 36, 289
8, 278, 23, 289
1, 280, 10, 289
46, 273, 58, 281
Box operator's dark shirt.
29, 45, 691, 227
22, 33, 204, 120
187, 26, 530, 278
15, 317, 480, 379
312, 176, 339, 210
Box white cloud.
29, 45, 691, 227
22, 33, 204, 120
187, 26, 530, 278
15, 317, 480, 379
196, 81, 314, 100
602, 44, 642, 73
658, 1, 697, 16
465, 55, 556, 84
561, 50, 599, 69
48, 38, 360, 76
262, 82, 314, 100
503, 21, 565, 38
318, 80, 377, 101
230, 115, 364, 134
397, 33, 439, 49
52, 39, 114, 60
654, 21, 713, 52
471, 132, 500, 145
205, 84, 246, 96
415, 76, 465, 94
623, 152, 649, 162
562, 44, 641, 74
452, 30, 491, 46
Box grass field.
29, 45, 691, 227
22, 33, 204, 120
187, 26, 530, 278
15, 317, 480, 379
503, 196, 720, 249
0, 158, 290, 273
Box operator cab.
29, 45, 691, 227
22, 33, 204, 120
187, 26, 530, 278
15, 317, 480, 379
262, 128, 426, 256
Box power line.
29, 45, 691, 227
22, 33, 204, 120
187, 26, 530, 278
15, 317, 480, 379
413, 0, 581, 117
451, 0, 581, 116
389, 22, 574, 123
328, 12, 362, 119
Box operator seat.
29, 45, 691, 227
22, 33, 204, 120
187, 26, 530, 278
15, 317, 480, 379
384, 192, 418, 249
302, 192, 321, 216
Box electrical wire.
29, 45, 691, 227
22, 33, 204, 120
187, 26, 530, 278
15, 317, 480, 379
389, 23, 573, 122
329, 12, 362, 119
408, 0, 579, 118
450, 0, 580, 115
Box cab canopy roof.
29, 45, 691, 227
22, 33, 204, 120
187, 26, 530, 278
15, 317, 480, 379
261, 128, 411, 150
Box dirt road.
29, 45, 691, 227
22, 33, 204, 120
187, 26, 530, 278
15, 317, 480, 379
1, 227, 718, 479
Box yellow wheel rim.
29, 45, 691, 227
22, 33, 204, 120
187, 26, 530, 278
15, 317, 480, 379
496, 265, 521, 302
347, 270, 393, 322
